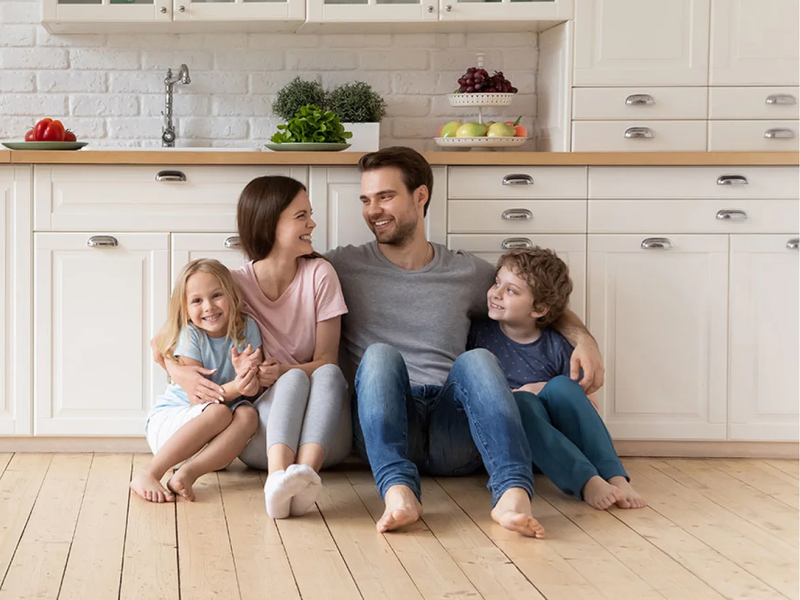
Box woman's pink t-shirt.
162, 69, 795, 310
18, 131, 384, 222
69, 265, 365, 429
231, 258, 348, 366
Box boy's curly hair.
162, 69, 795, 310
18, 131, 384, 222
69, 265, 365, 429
497, 247, 573, 327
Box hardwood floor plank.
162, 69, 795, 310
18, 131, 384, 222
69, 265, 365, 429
0, 454, 12, 477
0, 454, 52, 587
625, 459, 795, 599
217, 465, 300, 600
0, 454, 91, 600
711, 459, 799, 509
315, 471, 424, 600
119, 454, 179, 600
534, 477, 726, 600
752, 460, 800, 485
59, 454, 133, 600
763, 460, 799, 479
177, 472, 241, 600
346, 470, 483, 600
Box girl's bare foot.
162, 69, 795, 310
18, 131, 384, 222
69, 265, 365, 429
167, 469, 196, 502
582, 475, 620, 510
377, 485, 423, 533
608, 476, 646, 509
130, 470, 174, 503
490, 487, 545, 538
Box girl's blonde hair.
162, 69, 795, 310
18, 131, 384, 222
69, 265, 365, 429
157, 259, 247, 362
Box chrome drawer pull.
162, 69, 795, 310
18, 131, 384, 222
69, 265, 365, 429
501, 237, 533, 250
641, 237, 672, 250
716, 209, 748, 221
224, 236, 241, 249
787, 238, 799, 250
155, 170, 187, 182
502, 174, 533, 186
624, 127, 655, 139
764, 128, 795, 139
87, 235, 118, 248
717, 174, 749, 186
766, 94, 797, 105
625, 94, 655, 106
501, 209, 533, 221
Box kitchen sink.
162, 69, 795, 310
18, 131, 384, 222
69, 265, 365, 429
84, 147, 262, 152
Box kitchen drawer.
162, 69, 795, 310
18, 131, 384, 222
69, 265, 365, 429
34, 165, 308, 231
572, 88, 708, 120
447, 167, 586, 199
448, 200, 586, 234
571, 121, 706, 152
589, 199, 799, 234
708, 120, 799, 152
589, 166, 799, 199
709, 87, 799, 120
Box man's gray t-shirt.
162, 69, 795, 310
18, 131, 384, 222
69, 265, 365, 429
327, 241, 496, 386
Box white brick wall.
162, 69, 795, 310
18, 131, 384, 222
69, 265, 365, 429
0, 0, 538, 150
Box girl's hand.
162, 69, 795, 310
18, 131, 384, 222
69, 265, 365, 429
235, 367, 260, 397
231, 345, 262, 376
257, 362, 282, 388
513, 382, 547, 395
168, 362, 224, 404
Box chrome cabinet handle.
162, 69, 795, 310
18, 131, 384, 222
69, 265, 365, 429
787, 238, 799, 250
87, 235, 119, 248
764, 128, 795, 139
717, 174, 748, 186
155, 170, 186, 182
445, 4, 452, 10
766, 94, 797, 105
716, 209, 748, 221
625, 94, 655, 106
641, 237, 672, 250
427, 5, 433, 11
501, 209, 533, 221
178, 4, 186, 12
224, 236, 241, 249
502, 174, 533, 186
624, 127, 655, 139
159, 6, 167, 13
501, 237, 533, 250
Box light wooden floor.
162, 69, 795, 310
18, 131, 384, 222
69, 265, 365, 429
0, 455, 797, 600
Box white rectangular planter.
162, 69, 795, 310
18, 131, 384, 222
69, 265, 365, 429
342, 122, 380, 152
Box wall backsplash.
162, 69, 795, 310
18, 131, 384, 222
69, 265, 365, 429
0, 0, 538, 151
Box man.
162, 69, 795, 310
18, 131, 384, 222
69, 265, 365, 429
327, 147, 604, 537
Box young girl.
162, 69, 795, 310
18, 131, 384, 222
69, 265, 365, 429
132, 259, 262, 503
159, 176, 352, 519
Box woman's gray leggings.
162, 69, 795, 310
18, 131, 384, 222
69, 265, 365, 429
238, 363, 352, 470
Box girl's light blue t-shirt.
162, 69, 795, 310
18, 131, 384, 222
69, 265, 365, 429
155, 316, 262, 408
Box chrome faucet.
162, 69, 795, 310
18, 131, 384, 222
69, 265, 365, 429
161, 64, 191, 147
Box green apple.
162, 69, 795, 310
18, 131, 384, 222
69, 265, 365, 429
487, 122, 516, 137
484, 120, 496, 127
456, 122, 487, 137
439, 121, 462, 138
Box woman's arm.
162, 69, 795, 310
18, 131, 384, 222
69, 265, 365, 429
552, 308, 605, 395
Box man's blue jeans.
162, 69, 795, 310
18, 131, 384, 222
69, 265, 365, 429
353, 344, 533, 506
515, 376, 629, 499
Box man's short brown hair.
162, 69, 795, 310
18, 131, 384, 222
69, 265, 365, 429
358, 146, 434, 216
498, 247, 573, 327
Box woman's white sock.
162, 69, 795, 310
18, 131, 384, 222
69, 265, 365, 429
264, 469, 308, 519
286, 464, 323, 516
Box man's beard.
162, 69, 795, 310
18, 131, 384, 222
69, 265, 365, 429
372, 216, 417, 246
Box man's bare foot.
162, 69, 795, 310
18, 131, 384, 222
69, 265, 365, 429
167, 469, 196, 502
608, 476, 646, 509
130, 470, 174, 503
377, 485, 423, 533
582, 475, 620, 510
491, 487, 545, 538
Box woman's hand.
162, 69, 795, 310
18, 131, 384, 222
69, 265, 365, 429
257, 361, 282, 389
231, 345, 262, 376
569, 340, 605, 395
513, 382, 547, 395
168, 362, 224, 405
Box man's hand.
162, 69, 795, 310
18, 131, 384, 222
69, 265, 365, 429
234, 367, 260, 398
513, 382, 547, 395
169, 362, 224, 405
231, 345, 262, 376
569, 340, 605, 395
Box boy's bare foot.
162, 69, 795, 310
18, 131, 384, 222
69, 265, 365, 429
491, 487, 545, 538
608, 476, 646, 509
377, 485, 423, 533
130, 470, 174, 503
167, 469, 196, 502
582, 475, 620, 510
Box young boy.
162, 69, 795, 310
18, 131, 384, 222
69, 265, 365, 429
468, 248, 645, 510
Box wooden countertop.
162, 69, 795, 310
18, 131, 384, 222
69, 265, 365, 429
1, 150, 798, 166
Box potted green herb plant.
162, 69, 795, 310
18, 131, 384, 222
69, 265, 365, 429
272, 77, 327, 123
326, 81, 387, 152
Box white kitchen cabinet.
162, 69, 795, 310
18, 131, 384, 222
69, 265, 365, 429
587, 234, 729, 440
170, 233, 248, 286
34, 232, 169, 436
573, 0, 711, 86
709, 0, 799, 86
729, 234, 799, 441
0, 167, 32, 436
707, 121, 799, 152
438, 0, 572, 23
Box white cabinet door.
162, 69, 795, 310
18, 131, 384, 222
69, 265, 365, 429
42, 0, 171, 25
0, 167, 32, 436
171, 233, 249, 287
729, 234, 799, 441
439, 0, 572, 22
710, 0, 799, 86
34, 232, 169, 436
173, 0, 304, 22
588, 234, 729, 440
574, 0, 710, 86
306, 0, 438, 23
